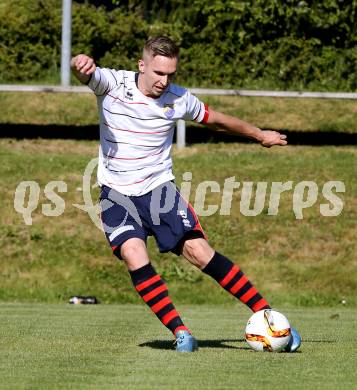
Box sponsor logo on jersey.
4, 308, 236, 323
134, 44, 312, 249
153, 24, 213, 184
125, 90, 133, 100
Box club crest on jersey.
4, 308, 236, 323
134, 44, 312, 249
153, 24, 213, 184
163, 104, 175, 119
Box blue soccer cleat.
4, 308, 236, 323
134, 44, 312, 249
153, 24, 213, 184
284, 327, 301, 352
175, 330, 198, 352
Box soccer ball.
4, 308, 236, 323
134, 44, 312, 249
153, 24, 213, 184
245, 309, 291, 352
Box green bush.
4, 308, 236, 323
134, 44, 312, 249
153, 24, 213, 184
0, 0, 355, 91
0, 0, 62, 82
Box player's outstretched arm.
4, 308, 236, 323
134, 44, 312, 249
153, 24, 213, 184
206, 108, 287, 148
70, 54, 96, 84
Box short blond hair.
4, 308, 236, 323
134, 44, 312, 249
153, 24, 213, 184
143, 36, 179, 59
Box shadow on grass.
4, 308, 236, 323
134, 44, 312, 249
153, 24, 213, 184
139, 338, 249, 350
139, 338, 336, 351
0, 123, 356, 146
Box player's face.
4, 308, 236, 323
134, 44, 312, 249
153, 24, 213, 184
138, 54, 177, 98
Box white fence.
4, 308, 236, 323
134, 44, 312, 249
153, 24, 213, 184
1, 84, 356, 148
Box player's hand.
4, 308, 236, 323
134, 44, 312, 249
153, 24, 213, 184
71, 54, 96, 75
259, 130, 287, 148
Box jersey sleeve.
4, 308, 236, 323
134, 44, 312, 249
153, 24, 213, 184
87, 67, 123, 96
183, 91, 209, 124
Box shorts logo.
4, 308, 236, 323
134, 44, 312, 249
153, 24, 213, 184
179, 210, 191, 228
163, 104, 175, 119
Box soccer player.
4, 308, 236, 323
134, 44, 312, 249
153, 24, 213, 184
71, 36, 301, 352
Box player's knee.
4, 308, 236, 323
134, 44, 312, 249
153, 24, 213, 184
120, 238, 149, 270
120, 244, 137, 261
182, 238, 214, 269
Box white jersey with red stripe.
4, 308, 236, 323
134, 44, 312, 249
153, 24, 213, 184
87, 67, 208, 196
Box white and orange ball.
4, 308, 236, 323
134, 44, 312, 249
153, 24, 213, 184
245, 309, 291, 352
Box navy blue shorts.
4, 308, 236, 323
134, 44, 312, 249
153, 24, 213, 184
100, 182, 206, 257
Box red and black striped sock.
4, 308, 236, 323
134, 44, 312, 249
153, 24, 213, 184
129, 263, 190, 336
202, 252, 271, 312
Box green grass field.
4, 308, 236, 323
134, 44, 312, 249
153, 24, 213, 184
0, 303, 356, 389
0, 92, 356, 389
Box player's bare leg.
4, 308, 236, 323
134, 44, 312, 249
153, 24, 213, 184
181, 237, 214, 269
120, 238, 197, 352
120, 238, 150, 271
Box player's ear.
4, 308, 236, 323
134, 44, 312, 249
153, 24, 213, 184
138, 59, 145, 73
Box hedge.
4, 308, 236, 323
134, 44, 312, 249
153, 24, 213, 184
0, 0, 356, 91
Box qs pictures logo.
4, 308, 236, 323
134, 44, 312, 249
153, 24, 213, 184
13, 160, 346, 228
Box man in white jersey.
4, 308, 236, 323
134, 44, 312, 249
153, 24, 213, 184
71, 36, 301, 353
